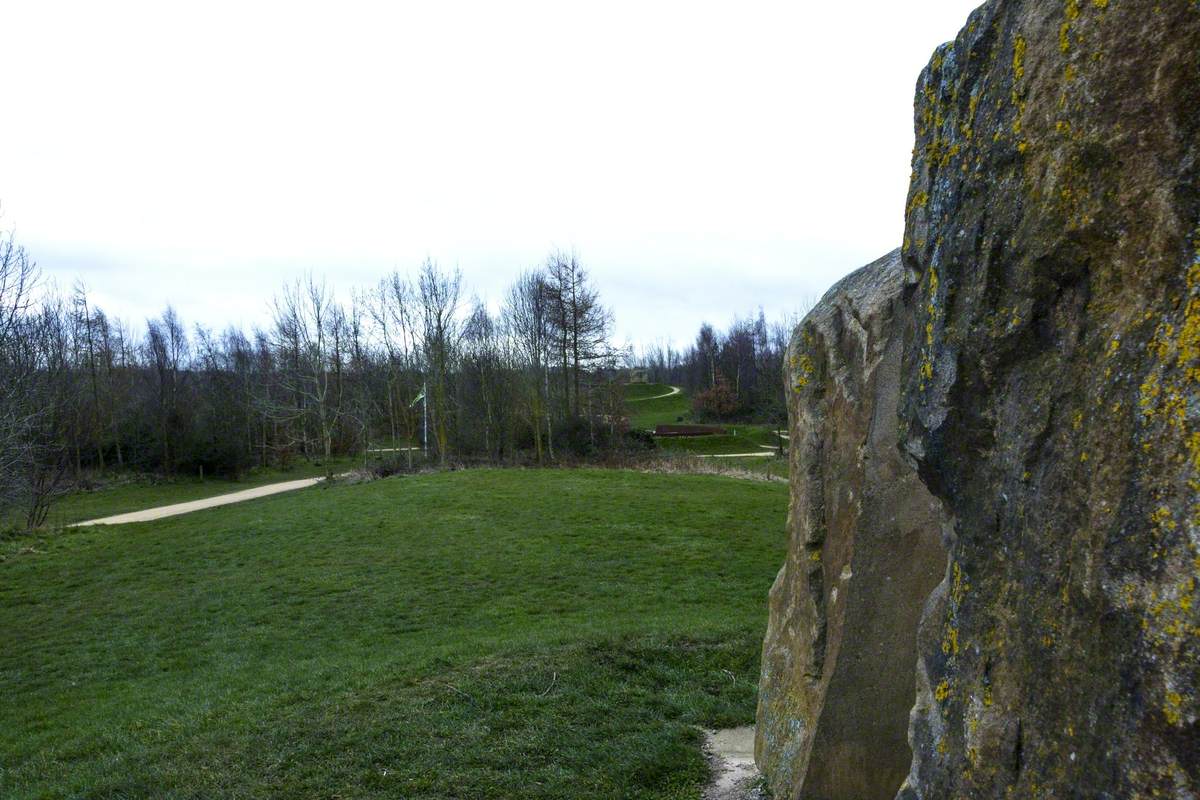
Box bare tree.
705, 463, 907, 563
344, 292, 374, 463
0, 232, 43, 523
0, 229, 37, 347
16, 293, 78, 528
370, 271, 423, 468
504, 270, 553, 463
416, 260, 461, 466
271, 276, 346, 479
461, 299, 506, 459
145, 307, 190, 473
545, 251, 615, 420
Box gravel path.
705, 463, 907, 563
71, 476, 330, 527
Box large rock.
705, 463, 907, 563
897, 0, 1200, 796
755, 250, 948, 800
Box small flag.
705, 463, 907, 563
409, 389, 425, 407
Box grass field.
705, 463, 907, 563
1, 468, 787, 799
625, 383, 692, 430
2, 457, 358, 530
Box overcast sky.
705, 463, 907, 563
2, 0, 980, 350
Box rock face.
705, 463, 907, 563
755, 250, 948, 800
759, 1, 1200, 796
896, 0, 1200, 796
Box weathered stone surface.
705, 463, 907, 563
755, 250, 948, 800
897, 0, 1200, 797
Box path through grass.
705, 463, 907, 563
2, 458, 357, 531
625, 383, 692, 430
1, 468, 786, 799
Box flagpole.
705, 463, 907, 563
422, 380, 428, 457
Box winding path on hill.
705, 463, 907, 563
629, 385, 681, 401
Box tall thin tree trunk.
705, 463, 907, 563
572, 325, 581, 418
561, 335, 570, 420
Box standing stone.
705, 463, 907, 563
755, 250, 948, 800
897, 0, 1200, 796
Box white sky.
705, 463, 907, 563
1, 0, 981, 349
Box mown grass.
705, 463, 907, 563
625, 384, 692, 431
1, 468, 786, 799
1, 457, 358, 530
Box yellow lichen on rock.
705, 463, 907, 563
1013, 36, 1027, 80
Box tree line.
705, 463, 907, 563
0, 234, 629, 530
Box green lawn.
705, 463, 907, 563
1, 468, 787, 799
625, 384, 692, 430
2, 457, 358, 530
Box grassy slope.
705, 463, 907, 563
624, 385, 786, 461
1, 469, 786, 799
624, 383, 675, 402
625, 384, 692, 430
5, 458, 357, 529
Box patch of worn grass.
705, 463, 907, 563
1, 468, 786, 799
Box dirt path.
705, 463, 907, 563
71, 476, 332, 527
